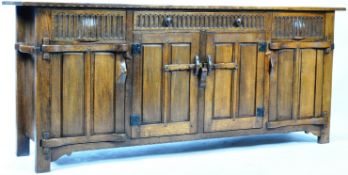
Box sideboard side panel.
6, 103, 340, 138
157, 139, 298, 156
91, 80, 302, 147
16, 6, 36, 157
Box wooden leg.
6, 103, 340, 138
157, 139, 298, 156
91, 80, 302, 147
16, 132, 30, 156
35, 144, 51, 173
317, 127, 330, 144
16, 53, 30, 156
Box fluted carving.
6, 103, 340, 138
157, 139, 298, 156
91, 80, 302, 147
52, 11, 125, 41
134, 12, 265, 30
273, 15, 324, 39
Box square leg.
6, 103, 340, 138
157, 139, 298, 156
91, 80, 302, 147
35, 144, 51, 173
317, 127, 330, 144
16, 132, 30, 156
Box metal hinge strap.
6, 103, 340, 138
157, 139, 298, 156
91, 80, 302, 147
40, 131, 51, 160
256, 107, 264, 117
132, 43, 141, 54
258, 42, 267, 52
130, 114, 141, 126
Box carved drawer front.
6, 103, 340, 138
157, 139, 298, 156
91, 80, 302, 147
273, 13, 325, 40
134, 11, 266, 30
52, 10, 126, 42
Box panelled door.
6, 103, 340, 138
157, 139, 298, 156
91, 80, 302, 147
268, 42, 331, 128
204, 32, 266, 132
131, 32, 200, 138
46, 44, 128, 143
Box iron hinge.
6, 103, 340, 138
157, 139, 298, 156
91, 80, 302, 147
256, 107, 265, 117
42, 37, 50, 60
130, 114, 141, 126
258, 42, 267, 52
131, 43, 141, 54
325, 43, 335, 54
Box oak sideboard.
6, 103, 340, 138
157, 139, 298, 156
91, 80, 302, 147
2, 1, 345, 173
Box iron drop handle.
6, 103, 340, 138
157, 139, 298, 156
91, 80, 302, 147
163, 16, 173, 27
234, 17, 243, 27
117, 56, 127, 84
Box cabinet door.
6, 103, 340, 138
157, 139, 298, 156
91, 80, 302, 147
204, 33, 266, 132
47, 44, 128, 144
131, 32, 199, 138
268, 42, 331, 128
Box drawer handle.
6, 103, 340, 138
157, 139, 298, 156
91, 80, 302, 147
234, 18, 243, 27
293, 36, 305, 40
163, 16, 173, 27
76, 38, 99, 42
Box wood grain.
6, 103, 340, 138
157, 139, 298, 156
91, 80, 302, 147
142, 45, 162, 123
299, 49, 316, 118
277, 50, 294, 120
213, 44, 233, 118
93, 53, 115, 134
170, 44, 190, 122
62, 53, 85, 137
239, 44, 257, 116
10, 5, 341, 172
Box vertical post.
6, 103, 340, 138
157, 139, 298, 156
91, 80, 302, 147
16, 52, 30, 156
34, 9, 51, 173
318, 12, 335, 144
15, 6, 31, 157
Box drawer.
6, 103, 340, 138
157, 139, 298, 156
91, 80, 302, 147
52, 10, 126, 42
272, 13, 325, 40
134, 11, 266, 30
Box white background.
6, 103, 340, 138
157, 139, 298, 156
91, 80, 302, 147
0, 0, 347, 174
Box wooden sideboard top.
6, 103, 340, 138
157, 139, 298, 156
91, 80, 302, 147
2, 1, 346, 11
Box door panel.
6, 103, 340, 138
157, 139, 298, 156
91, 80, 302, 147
204, 33, 265, 132
62, 53, 85, 137
131, 32, 199, 138
276, 49, 294, 121
239, 44, 258, 116
300, 49, 317, 118
269, 47, 326, 127
170, 44, 190, 122
49, 48, 127, 140
93, 53, 116, 134
213, 44, 233, 119
142, 45, 162, 124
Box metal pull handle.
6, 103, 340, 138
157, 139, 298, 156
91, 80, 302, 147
117, 57, 127, 84
234, 17, 243, 27
163, 16, 173, 27
293, 36, 305, 40
163, 55, 201, 75
269, 53, 275, 74
76, 38, 99, 42
199, 67, 208, 88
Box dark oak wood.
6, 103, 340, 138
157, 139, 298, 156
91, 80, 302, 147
5, 2, 344, 173
2, 1, 345, 11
